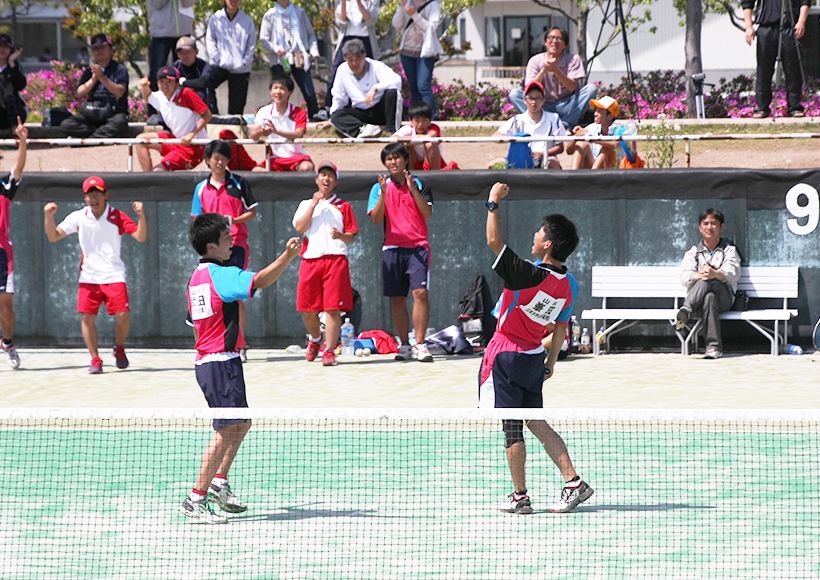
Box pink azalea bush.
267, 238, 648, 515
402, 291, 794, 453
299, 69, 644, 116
599, 70, 820, 119
23, 62, 149, 123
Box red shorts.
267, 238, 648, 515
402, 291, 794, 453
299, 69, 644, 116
158, 131, 205, 171
412, 158, 460, 171
258, 153, 312, 172
78, 282, 130, 315
297, 255, 353, 312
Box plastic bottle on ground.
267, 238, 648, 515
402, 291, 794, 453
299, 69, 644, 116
580, 328, 591, 355
341, 318, 355, 356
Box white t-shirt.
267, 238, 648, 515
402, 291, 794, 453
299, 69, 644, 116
582, 122, 627, 160
330, 59, 402, 113
497, 111, 567, 154
393, 124, 444, 161
57, 204, 138, 284
292, 195, 358, 259
254, 102, 308, 159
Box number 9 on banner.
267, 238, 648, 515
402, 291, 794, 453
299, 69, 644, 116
785, 183, 819, 236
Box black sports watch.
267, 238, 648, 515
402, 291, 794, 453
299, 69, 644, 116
486, 201, 499, 211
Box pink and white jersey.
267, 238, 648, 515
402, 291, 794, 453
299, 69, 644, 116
148, 87, 209, 140
57, 204, 138, 284
188, 260, 257, 361
254, 102, 308, 159
293, 195, 358, 259
490, 245, 577, 351
393, 124, 444, 161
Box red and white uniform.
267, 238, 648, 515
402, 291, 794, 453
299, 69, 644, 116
293, 195, 358, 312
292, 195, 358, 259
255, 102, 308, 160
394, 124, 446, 167
57, 204, 137, 284
148, 87, 209, 142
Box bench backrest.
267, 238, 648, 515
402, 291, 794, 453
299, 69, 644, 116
590, 266, 798, 299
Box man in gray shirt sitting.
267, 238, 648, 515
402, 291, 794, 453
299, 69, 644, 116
676, 208, 741, 359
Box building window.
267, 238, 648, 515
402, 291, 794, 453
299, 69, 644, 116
485, 17, 501, 57
459, 18, 466, 50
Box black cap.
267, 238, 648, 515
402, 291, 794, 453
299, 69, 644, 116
90, 33, 112, 48
0, 34, 14, 49
156, 65, 180, 81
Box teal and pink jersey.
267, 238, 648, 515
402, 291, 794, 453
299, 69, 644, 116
187, 259, 257, 361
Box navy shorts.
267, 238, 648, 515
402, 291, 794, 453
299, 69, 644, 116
382, 247, 430, 297
226, 245, 248, 270
479, 350, 544, 408
0, 247, 10, 293
194, 356, 249, 431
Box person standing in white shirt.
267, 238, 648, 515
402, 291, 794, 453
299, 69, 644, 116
43, 176, 147, 374
392, 0, 442, 119
206, 0, 256, 114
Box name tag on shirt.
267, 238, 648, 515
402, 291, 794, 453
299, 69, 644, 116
189, 284, 214, 320
520, 290, 566, 326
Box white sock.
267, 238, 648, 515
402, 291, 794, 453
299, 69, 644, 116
189, 489, 207, 503
212, 475, 228, 489
309, 335, 322, 343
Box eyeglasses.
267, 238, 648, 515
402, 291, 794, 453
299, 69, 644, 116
524, 95, 545, 102
546, 35, 564, 42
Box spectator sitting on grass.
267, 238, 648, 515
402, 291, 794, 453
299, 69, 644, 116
393, 101, 459, 171
565, 96, 624, 170
486, 81, 566, 170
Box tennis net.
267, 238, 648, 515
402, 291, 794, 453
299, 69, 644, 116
3, 408, 819, 579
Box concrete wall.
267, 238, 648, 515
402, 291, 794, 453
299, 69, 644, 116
9, 170, 820, 350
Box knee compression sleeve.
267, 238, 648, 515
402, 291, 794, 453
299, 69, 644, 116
503, 419, 525, 448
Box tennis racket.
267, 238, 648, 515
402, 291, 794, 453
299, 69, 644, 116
813, 318, 820, 351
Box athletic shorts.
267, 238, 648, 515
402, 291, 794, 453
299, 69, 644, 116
194, 355, 249, 431
158, 131, 206, 171
226, 243, 249, 270
0, 246, 12, 293
382, 246, 430, 297
258, 154, 312, 172
297, 255, 353, 312
412, 159, 459, 171
478, 334, 545, 409
77, 282, 130, 315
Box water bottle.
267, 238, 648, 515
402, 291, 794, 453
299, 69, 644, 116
341, 318, 355, 356
570, 316, 581, 353
282, 56, 291, 74
580, 328, 591, 355
783, 343, 804, 355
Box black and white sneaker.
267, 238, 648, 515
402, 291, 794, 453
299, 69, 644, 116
549, 480, 594, 513
209, 481, 247, 513
179, 497, 228, 524
675, 307, 690, 331
500, 491, 533, 514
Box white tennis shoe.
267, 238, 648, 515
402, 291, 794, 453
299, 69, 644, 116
179, 497, 228, 524
549, 480, 594, 513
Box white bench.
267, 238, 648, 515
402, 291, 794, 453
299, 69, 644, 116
581, 266, 799, 356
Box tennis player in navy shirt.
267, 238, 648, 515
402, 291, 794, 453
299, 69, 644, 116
482, 182, 593, 515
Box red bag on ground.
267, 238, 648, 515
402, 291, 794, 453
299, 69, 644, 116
357, 330, 399, 354
219, 129, 258, 171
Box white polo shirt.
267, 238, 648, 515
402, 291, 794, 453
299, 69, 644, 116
330, 58, 402, 113
292, 195, 358, 259
497, 110, 567, 154
254, 102, 308, 159
57, 204, 137, 284
148, 87, 209, 140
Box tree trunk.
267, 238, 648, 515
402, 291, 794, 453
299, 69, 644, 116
684, 0, 703, 118
577, 6, 589, 74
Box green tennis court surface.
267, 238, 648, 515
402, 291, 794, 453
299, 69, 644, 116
4, 421, 819, 579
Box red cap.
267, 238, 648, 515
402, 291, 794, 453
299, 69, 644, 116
316, 160, 338, 178
82, 176, 107, 193
524, 81, 545, 96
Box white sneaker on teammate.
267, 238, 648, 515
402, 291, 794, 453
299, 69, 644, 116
412, 342, 434, 363
395, 344, 412, 361
500, 491, 533, 514
1, 340, 20, 369
209, 480, 247, 513
179, 497, 228, 524
549, 480, 594, 513
358, 124, 382, 138
239, 346, 248, 363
